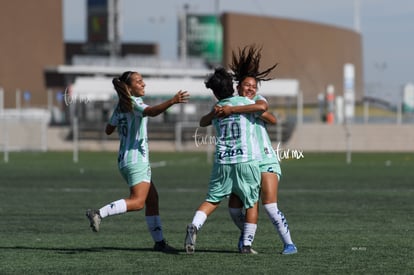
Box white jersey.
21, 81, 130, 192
212, 96, 261, 164
109, 96, 149, 169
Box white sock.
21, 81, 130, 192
228, 208, 245, 231
99, 199, 127, 218
191, 210, 207, 230
263, 203, 293, 245
243, 223, 257, 247
146, 215, 164, 242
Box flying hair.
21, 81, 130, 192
229, 44, 278, 85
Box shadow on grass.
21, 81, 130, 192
0, 246, 237, 255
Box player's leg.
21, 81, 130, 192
240, 202, 259, 254
261, 172, 297, 254
228, 194, 247, 251
185, 163, 231, 254
185, 201, 220, 254
228, 194, 244, 230
145, 181, 176, 252
191, 201, 220, 231
85, 181, 149, 232
193, 163, 230, 230
232, 161, 261, 254
125, 181, 151, 210
145, 181, 161, 238
86, 164, 150, 232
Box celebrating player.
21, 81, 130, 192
184, 67, 266, 254
223, 45, 297, 255
86, 71, 189, 252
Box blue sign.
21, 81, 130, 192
23, 91, 31, 102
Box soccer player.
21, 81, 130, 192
86, 71, 189, 252
184, 67, 265, 254
223, 45, 298, 255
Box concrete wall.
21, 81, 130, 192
18, 124, 414, 153
285, 124, 414, 152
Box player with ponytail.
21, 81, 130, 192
86, 71, 189, 252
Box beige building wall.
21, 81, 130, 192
222, 12, 363, 104
0, 0, 64, 108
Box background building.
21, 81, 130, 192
0, 1, 363, 109
222, 12, 363, 105
1, 1, 412, 154
0, 0, 64, 108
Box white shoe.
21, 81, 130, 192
240, 246, 259, 254
86, 209, 101, 232
184, 223, 197, 254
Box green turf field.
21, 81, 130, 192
0, 151, 413, 274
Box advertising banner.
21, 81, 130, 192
186, 14, 222, 63
87, 0, 108, 44
343, 63, 355, 123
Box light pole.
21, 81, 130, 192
354, 0, 361, 32
108, 0, 121, 58
179, 4, 189, 66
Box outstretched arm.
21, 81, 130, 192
143, 90, 189, 117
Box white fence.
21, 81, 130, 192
0, 109, 50, 162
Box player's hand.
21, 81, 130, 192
215, 105, 232, 117
173, 90, 190, 104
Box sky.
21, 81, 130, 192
63, 0, 414, 104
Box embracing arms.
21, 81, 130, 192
219, 100, 277, 125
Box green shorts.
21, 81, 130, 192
206, 161, 261, 209
259, 161, 282, 181
119, 163, 151, 187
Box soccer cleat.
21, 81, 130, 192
238, 233, 258, 254
240, 246, 258, 254
153, 239, 178, 253
281, 243, 298, 255
184, 223, 197, 254
86, 209, 101, 232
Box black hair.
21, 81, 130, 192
205, 67, 234, 100
112, 71, 136, 113
229, 44, 278, 85
119, 71, 134, 85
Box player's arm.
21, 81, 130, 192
260, 111, 277, 125
221, 100, 267, 116
220, 99, 277, 124
199, 106, 219, 127
105, 124, 116, 135
143, 90, 189, 117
